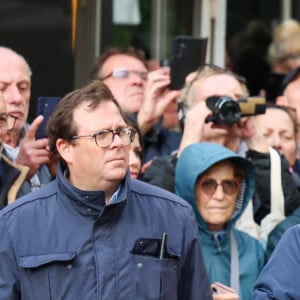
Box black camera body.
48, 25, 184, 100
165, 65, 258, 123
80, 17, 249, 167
205, 96, 266, 125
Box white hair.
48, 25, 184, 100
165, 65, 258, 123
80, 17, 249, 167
0, 46, 32, 77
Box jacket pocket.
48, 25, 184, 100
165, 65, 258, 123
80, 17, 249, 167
19, 252, 79, 300
133, 253, 180, 300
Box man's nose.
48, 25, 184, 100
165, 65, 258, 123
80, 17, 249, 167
5, 85, 23, 104
129, 72, 144, 85
271, 134, 282, 149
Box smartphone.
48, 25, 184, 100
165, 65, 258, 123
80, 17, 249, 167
36, 96, 61, 139
169, 35, 208, 90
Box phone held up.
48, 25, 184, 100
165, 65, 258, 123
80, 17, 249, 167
35, 96, 61, 139
165, 35, 208, 90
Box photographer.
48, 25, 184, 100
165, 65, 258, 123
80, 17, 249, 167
142, 64, 300, 225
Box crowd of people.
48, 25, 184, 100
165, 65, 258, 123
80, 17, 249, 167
1, 18, 300, 300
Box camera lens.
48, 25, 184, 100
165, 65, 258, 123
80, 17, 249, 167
206, 96, 241, 125
217, 98, 241, 124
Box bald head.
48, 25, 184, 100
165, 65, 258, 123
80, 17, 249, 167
0, 47, 31, 76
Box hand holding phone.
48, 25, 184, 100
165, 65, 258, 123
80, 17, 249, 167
211, 282, 240, 300
169, 35, 208, 90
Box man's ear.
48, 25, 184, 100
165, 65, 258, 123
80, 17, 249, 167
276, 95, 288, 106
56, 138, 73, 163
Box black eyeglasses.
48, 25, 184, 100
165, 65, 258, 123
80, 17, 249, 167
0, 113, 17, 131
199, 178, 240, 196
101, 68, 148, 81
72, 127, 136, 148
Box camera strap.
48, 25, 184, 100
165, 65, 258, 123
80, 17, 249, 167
230, 231, 240, 294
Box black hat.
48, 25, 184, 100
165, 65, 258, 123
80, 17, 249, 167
281, 66, 300, 94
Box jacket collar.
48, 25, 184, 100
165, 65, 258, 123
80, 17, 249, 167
56, 162, 129, 219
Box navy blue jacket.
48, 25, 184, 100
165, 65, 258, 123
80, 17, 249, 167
254, 225, 300, 299
0, 162, 212, 299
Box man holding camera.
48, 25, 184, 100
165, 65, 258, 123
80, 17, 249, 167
142, 64, 300, 225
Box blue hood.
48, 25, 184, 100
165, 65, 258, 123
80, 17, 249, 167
175, 142, 255, 231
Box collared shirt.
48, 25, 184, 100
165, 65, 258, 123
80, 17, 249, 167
109, 185, 121, 204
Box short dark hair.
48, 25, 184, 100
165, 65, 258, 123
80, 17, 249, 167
89, 46, 148, 80
46, 80, 126, 156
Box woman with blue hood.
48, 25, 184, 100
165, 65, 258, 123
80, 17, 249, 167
175, 142, 265, 300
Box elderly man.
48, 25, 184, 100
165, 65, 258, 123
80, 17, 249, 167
0, 80, 212, 299
0, 47, 54, 192
0, 92, 28, 207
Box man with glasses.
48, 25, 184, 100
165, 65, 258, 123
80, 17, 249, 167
90, 47, 182, 164
0, 47, 55, 192
0, 80, 212, 299
0, 92, 29, 208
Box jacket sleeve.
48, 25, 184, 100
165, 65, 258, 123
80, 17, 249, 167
178, 206, 212, 300
0, 215, 20, 299
141, 154, 176, 193
254, 225, 300, 299
247, 149, 300, 223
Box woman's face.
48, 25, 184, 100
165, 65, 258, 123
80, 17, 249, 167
128, 129, 142, 179
256, 107, 297, 166
195, 161, 240, 231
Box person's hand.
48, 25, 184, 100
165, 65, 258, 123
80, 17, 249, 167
211, 282, 240, 300
177, 101, 210, 157
229, 116, 269, 153
16, 116, 53, 179
137, 67, 180, 135
141, 159, 153, 174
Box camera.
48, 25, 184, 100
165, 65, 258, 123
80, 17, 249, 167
205, 96, 266, 125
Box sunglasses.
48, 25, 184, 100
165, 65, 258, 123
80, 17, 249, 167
199, 178, 240, 196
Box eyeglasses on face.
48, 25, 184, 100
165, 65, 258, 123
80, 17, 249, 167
278, 53, 300, 62
72, 127, 136, 148
0, 113, 17, 131
101, 68, 148, 81
199, 178, 240, 196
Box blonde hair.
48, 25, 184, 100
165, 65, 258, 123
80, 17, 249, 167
268, 19, 300, 63
179, 64, 249, 110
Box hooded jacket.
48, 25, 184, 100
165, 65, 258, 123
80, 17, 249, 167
0, 161, 212, 300
175, 142, 265, 300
